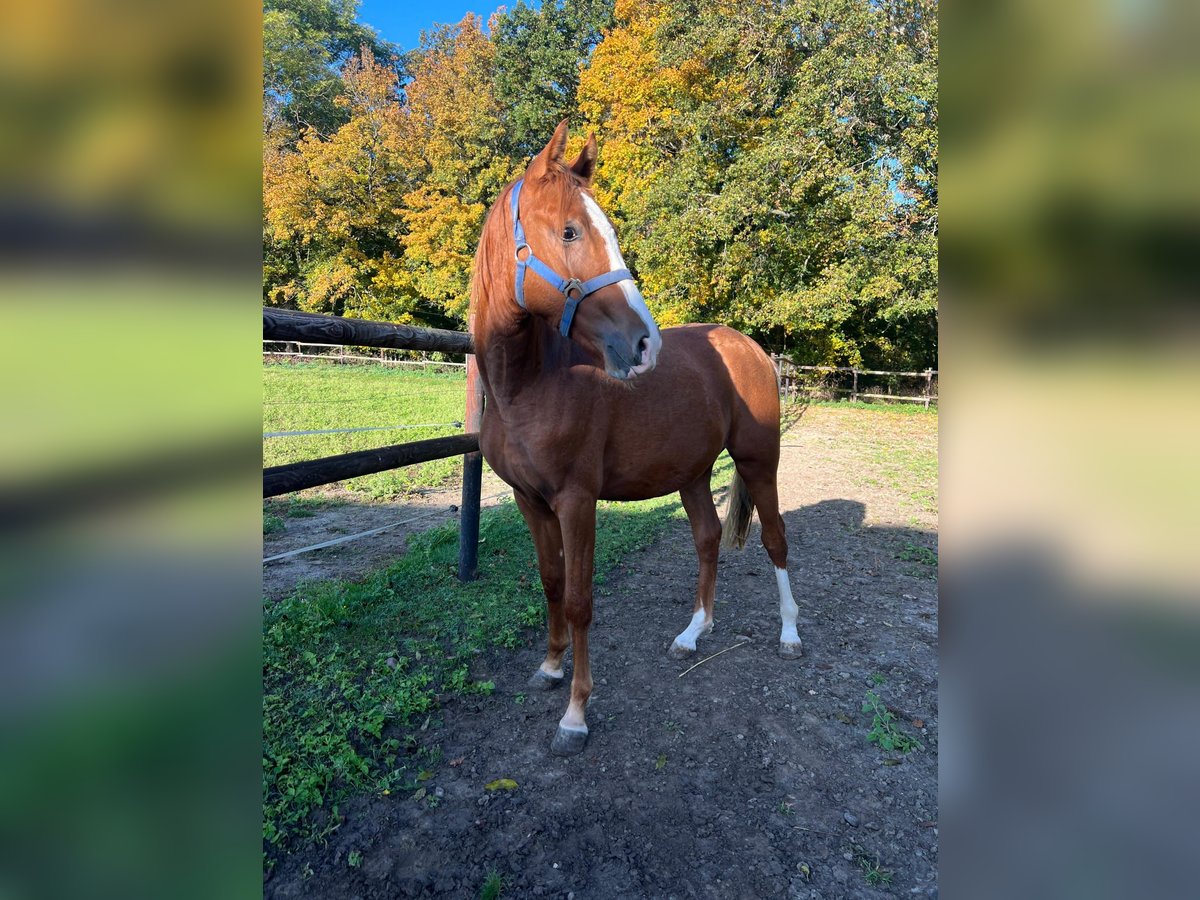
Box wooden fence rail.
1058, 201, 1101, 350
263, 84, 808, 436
263, 308, 483, 581
262, 434, 480, 498
264, 308, 475, 355
771, 356, 938, 408
261, 309, 935, 578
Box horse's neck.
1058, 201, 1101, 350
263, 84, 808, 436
474, 302, 568, 411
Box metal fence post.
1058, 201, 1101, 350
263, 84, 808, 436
458, 325, 485, 582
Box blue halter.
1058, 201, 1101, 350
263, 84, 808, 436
510, 178, 634, 337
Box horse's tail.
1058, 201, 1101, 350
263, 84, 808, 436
721, 469, 755, 550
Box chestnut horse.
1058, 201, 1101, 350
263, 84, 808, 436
472, 121, 801, 755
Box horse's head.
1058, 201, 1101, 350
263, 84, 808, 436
503, 121, 662, 380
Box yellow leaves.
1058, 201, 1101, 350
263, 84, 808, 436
484, 778, 518, 791
386, 15, 516, 319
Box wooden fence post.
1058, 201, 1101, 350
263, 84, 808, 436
458, 325, 485, 582
851, 368, 859, 403
924, 369, 932, 409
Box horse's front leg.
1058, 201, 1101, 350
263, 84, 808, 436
514, 491, 568, 689
549, 492, 597, 756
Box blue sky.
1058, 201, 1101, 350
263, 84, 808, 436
358, 0, 527, 51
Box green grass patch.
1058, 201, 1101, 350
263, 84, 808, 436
794, 404, 938, 516
479, 870, 503, 900
802, 398, 938, 416
854, 845, 894, 886
263, 362, 467, 498
896, 541, 938, 577
263, 488, 696, 858
867, 442, 937, 514
285, 497, 336, 518
263, 513, 285, 536
862, 690, 923, 754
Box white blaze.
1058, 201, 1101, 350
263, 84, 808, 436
580, 193, 663, 368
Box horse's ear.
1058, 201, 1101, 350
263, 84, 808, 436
528, 119, 571, 180
567, 132, 598, 185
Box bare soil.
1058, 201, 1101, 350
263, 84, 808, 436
263, 474, 513, 599
265, 406, 939, 899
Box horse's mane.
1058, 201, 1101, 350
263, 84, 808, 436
470, 165, 585, 323
469, 183, 515, 322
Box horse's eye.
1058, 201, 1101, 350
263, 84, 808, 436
562, 225, 579, 242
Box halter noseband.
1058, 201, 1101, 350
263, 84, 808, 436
510, 178, 634, 337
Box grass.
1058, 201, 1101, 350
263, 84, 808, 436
788, 401, 938, 517
285, 497, 338, 518
263, 512, 285, 535
896, 541, 938, 578
804, 398, 937, 416
855, 847, 894, 886
479, 870, 503, 900
263, 362, 468, 498
262, 488, 697, 860
862, 691, 923, 754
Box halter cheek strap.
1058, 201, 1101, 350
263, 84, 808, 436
510, 178, 633, 337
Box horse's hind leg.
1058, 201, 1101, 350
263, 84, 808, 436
734, 458, 803, 659
669, 469, 721, 659
514, 491, 569, 689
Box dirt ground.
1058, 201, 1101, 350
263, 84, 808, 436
263, 473, 514, 599
265, 406, 939, 898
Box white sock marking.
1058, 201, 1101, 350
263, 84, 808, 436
539, 664, 564, 679
777, 566, 801, 646
673, 608, 711, 651
580, 194, 662, 366
559, 699, 589, 732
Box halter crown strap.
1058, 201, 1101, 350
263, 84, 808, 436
510, 178, 633, 337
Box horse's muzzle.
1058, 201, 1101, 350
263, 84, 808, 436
604, 331, 656, 380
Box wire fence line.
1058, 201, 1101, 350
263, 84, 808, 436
772, 356, 939, 408
264, 339, 467, 369
264, 422, 463, 439
263, 488, 513, 564
264, 387, 466, 406
260, 347, 936, 567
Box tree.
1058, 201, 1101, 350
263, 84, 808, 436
263, 47, 421, 321
259, 0, 938, 365
264, 0, 400, 143
578, 0, 938, 368
492, 0, 615, 160
396, 15, 519, 320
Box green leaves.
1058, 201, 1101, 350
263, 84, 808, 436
577, 0, 938, 369
262, 0, 937, 368
264, 0, 400, 142
862, 690, 923, 754
493, 1, 616, 159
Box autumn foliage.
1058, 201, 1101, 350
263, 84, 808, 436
263, 0, 938, 368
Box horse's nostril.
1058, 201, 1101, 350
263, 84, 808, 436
637, 335, 649, 357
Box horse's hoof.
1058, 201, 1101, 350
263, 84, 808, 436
779, 640, 804, 659
528, 670, 564, 690
668, 641, 695, 660
551, 726, 589, 756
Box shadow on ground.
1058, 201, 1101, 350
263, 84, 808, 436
266, 496, 939, 900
